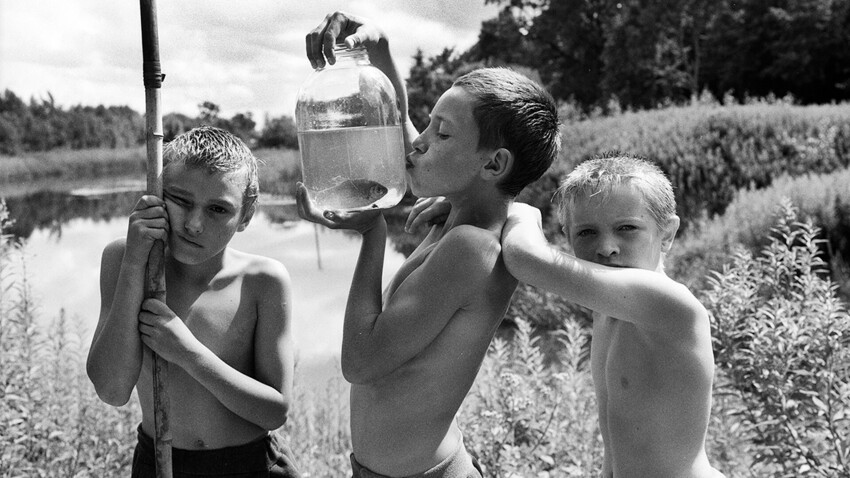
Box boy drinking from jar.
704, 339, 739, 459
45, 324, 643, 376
87, 126, 300, 477
297, 11, 560, 478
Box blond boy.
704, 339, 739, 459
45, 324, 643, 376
501, 153, 723, 477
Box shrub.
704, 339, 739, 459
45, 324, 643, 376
669, 167, 850, 299
548, 102, 850, 230
0, 199, 141, 476
702, 201, 850, 477
460, 317, 602, 477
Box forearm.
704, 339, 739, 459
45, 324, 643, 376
504, 233, 688, 323
87, 260, 145, 404
367, 38, 408, 122
181, 345, 290, 430
341, 216, 388, 380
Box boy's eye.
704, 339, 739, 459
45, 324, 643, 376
576, 229, 595, 238
164, 193, 188, 206
618, 225, 637, 232
209, 205, 228, 214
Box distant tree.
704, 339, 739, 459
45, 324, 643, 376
258, 114, 298, 149
163, 112, 198, 143
405, 48, 482, 132
198, 101, 221, 125
228, 112, 257, 145
703, 0, 850, 103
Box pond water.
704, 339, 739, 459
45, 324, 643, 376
3, 178, 407, 369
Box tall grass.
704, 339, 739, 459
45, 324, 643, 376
0, 200, 140, 476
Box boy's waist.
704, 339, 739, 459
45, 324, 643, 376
135, 424, 275, 473
351, 419, 464, 476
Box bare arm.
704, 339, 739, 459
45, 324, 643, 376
87, 196, 168, 406
137, 260, 294, 431
343, 223, 500, 383
501, 203, 706, 332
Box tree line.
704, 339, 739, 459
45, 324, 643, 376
424, 0, 850, 115
0, 92, 298, 155
3, 0, 848, 154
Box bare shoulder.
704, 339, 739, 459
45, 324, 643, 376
100, 237, 128, 274
434, 224, 502, 268
228, 248, 292, 290
651, 276, 711, 337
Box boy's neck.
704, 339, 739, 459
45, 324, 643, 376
443, 191, 512, 235
166, 248, 228, 287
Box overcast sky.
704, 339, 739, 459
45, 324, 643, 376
0, 0, 499, 124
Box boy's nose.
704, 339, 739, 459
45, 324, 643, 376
184, 209, 204, 236
411, 133, 427, 154
596, 238, 619, 258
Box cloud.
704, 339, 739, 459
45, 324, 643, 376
0, 0, 499, 122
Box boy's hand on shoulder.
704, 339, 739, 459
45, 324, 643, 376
502, 202, 549, 281
138, 298, 201, 367
295, 182, 384, 235
503, 202, 545, 246
404, 196, 450, 233
306, 11, 385, 69
125, 195, 169, 266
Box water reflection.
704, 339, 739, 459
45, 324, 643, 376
4, 183, 409, 364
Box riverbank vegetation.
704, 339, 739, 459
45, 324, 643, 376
3, 198, 848, 476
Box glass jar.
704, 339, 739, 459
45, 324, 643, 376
295, 45, 406, 211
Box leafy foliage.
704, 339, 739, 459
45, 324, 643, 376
0, 199, 141, 476
475, 0, 850, 110
461, 317, 602, 477
552, 101, 850, 232
669, 167, 850, 300
702, 201, 850, 477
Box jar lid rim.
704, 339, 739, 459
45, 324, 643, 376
333, 43, 367, 52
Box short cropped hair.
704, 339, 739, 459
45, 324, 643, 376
555, 152, 676, 232
453, 68, 561, 197
163, 125, 259, 215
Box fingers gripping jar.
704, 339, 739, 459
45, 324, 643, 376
295, 45, 406, 211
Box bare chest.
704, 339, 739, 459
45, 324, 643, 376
169, 277, 257, 366
591, 314, 660, 399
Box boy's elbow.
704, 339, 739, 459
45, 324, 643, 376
340, 357, 379, 385
86, 362, 133, 407
261, 401, 290, 431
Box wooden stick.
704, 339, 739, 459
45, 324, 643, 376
139, 1, 172, 476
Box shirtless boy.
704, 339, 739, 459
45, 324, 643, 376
297, 12, 560, 478
501, 153, 723, 477
87, 126, 300, 477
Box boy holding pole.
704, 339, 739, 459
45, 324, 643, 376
87, 126, 300, 478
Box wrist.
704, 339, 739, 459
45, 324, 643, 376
359, 213, 387, 237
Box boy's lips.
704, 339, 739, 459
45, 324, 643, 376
176, 234, 203, 248
405, 154, 414, 169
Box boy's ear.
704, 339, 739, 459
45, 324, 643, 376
481, 147, 514, 181
661, 215, 680, 252
237, 201, 256, 232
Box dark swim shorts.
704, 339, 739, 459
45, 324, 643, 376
131, 425, 301, 478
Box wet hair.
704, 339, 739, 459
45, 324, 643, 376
453, 68, 561, 197
163, 125, 259, 215
555, 151, 676, 232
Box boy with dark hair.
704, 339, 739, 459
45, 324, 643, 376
502, 153, 724, 477
87, 125, 300, 477
298, 11, 560, 478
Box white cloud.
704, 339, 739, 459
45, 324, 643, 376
0, 0, 499, 123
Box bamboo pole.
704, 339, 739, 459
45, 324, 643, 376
139, 1, 172, 476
